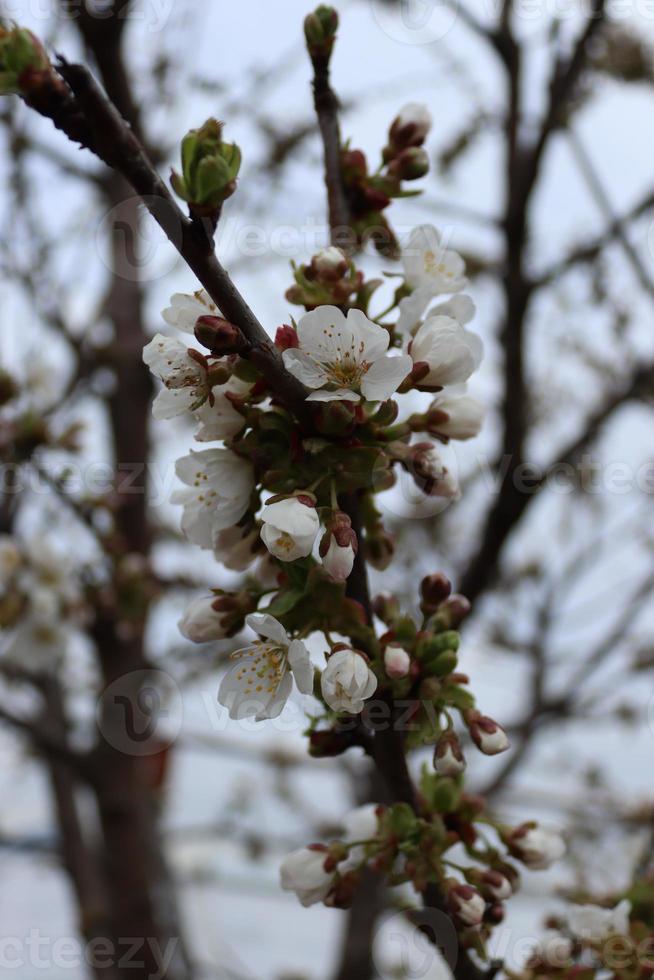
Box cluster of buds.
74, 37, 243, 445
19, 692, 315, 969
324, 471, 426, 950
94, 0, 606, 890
337, 103, 432, 256
286, 247, 364, 310
0, 24, 50, 96
171, 118, 242, 216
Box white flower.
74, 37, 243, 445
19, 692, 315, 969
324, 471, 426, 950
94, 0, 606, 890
260, 497, 320, 562
569, 900, 631, 941
428, 393, 484, 441
143, 333, 210, 420
218, 613, 313, 721
178, 595, 229, 643
280, 846, 333, 907
509, 825, 566, 870
410, 315, 482, 389
162, 289, 220, 334
402, 225, 467, 295
193, 379, 248, 441
384, 644, 410, 679
282, 306, 411, 403
172, 449, 253, 549
213, 525, 259, 571
449, 885, 486, 927
321, 648, 377, 714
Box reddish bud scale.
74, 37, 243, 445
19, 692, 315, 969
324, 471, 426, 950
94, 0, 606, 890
195, 315, 248, 354
275, 324, 299, 350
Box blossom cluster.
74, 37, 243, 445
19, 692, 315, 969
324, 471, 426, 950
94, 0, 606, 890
140, 95, 566, 949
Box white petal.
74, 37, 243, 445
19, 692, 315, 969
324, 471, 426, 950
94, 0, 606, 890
246, 612, 289, 646
288, 639, 314, 695
345, 309, 390, 361
282, 349, 330, 389
361, 355, 412, 401
152, 385, 198, 420
305, 388, 361, 402
256, 671, 293, 720
296, 305, 350, 362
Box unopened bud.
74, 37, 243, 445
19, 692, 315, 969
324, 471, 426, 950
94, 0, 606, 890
320, 513, 357, 583
304, 5, 339, 57
434, 731, 466, 777
365, 528, 394, 571
372, 591, 400, 624
275, 324, 299, 350
479, 871, 513, 902
440, 594, 471, 628
448, 883, 486, 927
384, 644, 411, 679
0, 26, 50, 96
195, 316, 248, 354
388, 146, 430, 181
309, 246, 349, 281
420, 572, 452, 612
388, 103, 432, 153
465, 711, 510, 756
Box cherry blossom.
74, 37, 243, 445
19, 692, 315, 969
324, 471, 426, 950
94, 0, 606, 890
280, 846, 333, 907
568, 900, 631, 941
162, 289, 220, 334
409, 315, 482, 388
321, 648, 377, 714
282, 305, 411, 403
260, 496, 320, 561
172, 448, 253, 548
217, 613, 313, 720
143, 333, 211, 420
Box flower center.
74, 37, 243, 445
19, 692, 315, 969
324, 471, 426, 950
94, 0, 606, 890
232, 641, 287, 697
325, 353, 368, 389
423, 249, 452, 279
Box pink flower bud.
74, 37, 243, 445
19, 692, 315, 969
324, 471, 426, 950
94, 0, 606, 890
480, 871, 512, 902
449, 884, 486, 927
384, 644, 411, 679
506, 824, 566, 870
389, 103, 432, 150
319, 513, 357, 583
434, 731, 466, 776
466, 711, 510, 755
